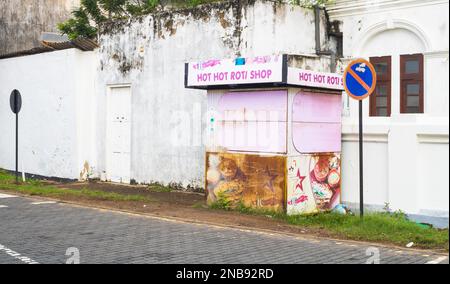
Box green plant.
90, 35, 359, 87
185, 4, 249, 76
383, 202, 391, 213
187, 0, 202, 7
289, 0, 334, 8
58, 0, 161, 40
209, 192, 233, 210
147, 182, 172, 192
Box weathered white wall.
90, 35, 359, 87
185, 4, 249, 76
0, 0, 80, 53
328, 0, 449, 220
96, 0, 332, 189
0, 49, 97, 179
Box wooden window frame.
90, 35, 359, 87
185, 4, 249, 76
369, 56, 392, 117
400, 54, 424, 114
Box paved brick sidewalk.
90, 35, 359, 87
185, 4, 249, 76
0, 194, 447, 264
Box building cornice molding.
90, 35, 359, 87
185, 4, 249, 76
423, 50, 450, 59
327, 0, 449, 20
417, 133, 449, 144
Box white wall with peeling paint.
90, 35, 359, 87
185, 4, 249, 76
0, 0, 80, 54
0, 49, 97, 180
95, 1, 330, 189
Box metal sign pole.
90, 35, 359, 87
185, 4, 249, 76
359, 100, 364, 218
343, 59, 377, 220
10, 89, 22, 185
15, 111, 18, 184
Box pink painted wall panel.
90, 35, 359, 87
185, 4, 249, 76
218, 90, 288, 122
213, 90, 288, 153
292, 123, 341, 153
292, 91, 342, 153
293, 92, 342, 123
215, 121, 287, 153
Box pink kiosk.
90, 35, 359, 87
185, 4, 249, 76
185, 54, 344, 215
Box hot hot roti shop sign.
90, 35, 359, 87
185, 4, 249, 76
186, 55, 284, 87
287, 68, 344, 91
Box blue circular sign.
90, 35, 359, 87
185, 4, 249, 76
343, 59, 377, 100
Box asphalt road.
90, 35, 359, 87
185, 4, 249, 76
0, 193, 448, 264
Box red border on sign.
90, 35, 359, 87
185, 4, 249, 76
343, 58, 377, 101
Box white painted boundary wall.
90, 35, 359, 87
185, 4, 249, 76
329, 0, 449, 220
0, 49, 97, 180
96, 1, 329, 189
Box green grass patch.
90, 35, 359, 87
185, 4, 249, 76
0, 170, 15, 183
0, 170, 152, 202
210, 199, 449, 250
209, 193, 233, 210
147, 182, 173, 193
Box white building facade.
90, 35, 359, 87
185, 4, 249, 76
328, 0, 449, 224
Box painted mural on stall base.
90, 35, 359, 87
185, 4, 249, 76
287, 154, 341, 215
206, 152, 286, 212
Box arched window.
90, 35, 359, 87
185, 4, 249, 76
357, 23, 428, 115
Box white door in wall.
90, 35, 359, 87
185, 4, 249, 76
106, 86, 131, 183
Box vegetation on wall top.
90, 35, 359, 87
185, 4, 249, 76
58, 0, 333, 40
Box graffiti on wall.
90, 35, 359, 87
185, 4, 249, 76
206, 152, 286, 211
287, 153, 341, 215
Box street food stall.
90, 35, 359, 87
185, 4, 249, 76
185, 54, 344, 215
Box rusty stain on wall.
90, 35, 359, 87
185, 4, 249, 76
79, 160, 90, 181
206, 152, 286, 212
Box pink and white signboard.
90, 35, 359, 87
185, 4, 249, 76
186, 55, 284, 87
185, 54, 344, 91
287, 68, 344, 91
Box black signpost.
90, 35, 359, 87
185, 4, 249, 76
359, 100, 364, 217
10, 89, 22, 184
343, 59, 377, 218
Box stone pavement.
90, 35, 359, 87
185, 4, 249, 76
0, 193, 448, 264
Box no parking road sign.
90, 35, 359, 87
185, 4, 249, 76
9, 89, 22, 184
343, 59, 377, 100
343, 59, 377, 219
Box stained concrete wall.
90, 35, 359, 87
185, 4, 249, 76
0, 0, 80, 54
96, 0, 334, 189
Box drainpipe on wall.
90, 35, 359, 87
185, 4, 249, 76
314, 5, 337, 73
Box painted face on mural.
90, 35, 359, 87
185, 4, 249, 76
219, 159, 239, 181
206, 153, 285, 211
206, 157, 246, 204
308, 154, 341, 210
313, 159, 330, 182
